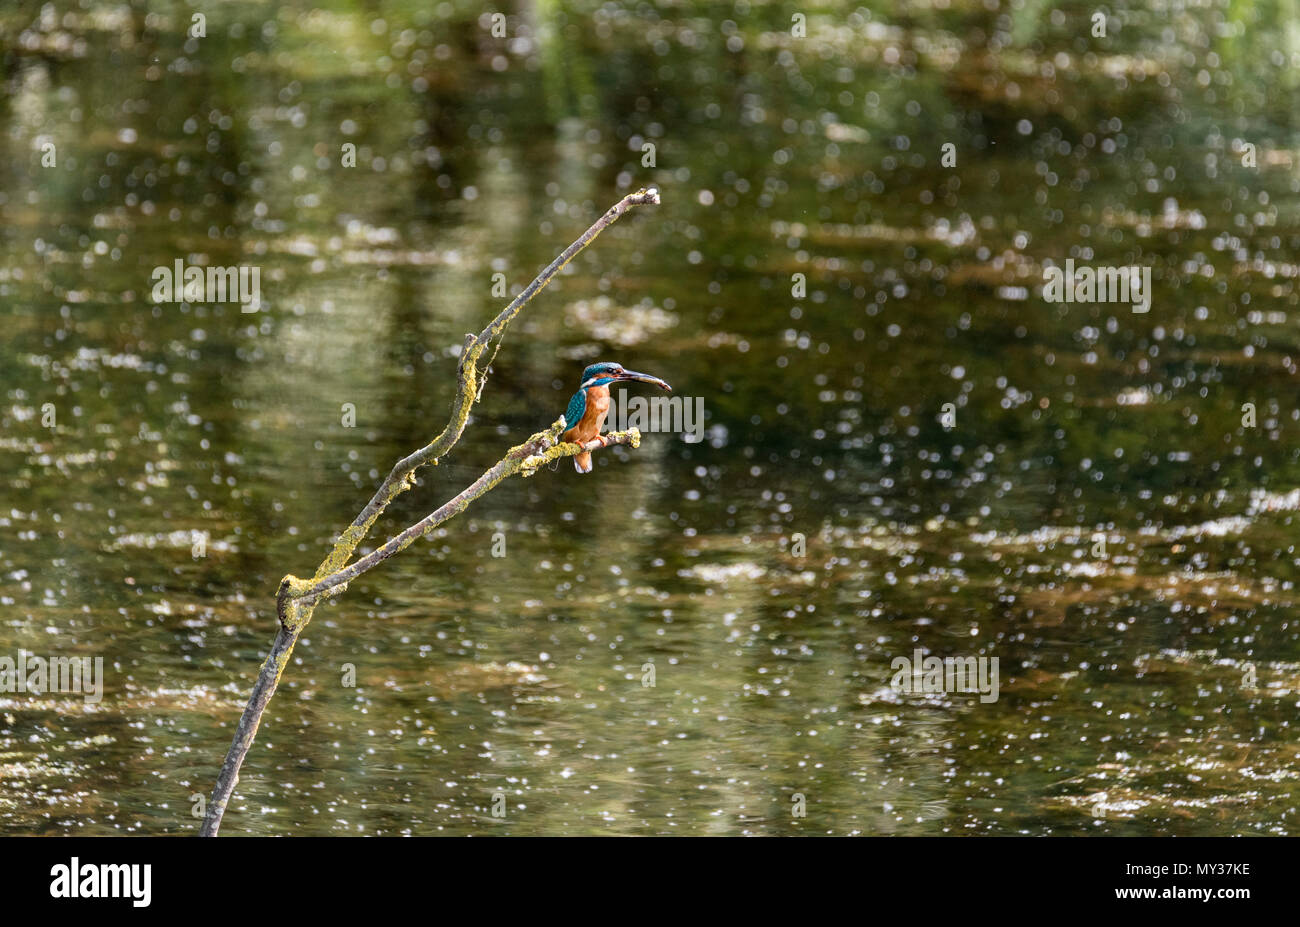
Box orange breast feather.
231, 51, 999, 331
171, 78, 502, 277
563, 384, 610, 444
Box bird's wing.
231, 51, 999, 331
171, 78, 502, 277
564, 389, 587, 430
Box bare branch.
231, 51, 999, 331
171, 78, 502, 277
199, 189, 660, 836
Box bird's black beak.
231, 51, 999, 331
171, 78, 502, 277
615, 369, 672, 391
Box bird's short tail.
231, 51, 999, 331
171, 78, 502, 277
573, 451, 593, 474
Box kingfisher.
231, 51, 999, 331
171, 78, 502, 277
562, 361, 671, 473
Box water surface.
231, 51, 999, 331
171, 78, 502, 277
1, 0, 1299, 835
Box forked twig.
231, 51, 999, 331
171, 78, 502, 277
199, 189, 660, 836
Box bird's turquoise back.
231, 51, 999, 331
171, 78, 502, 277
564, 388, 588, 429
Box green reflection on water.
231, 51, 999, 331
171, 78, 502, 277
0, 0, 1298, 835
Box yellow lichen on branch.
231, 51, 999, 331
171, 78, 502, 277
520, 428, 641, 477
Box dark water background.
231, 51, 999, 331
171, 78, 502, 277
1, 0, 1299, 834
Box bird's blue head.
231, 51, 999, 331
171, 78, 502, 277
578, 361, 671, 392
